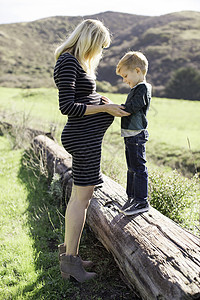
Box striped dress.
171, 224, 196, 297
54, 52, 114, 186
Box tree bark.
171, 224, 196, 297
33, 135, 200, 300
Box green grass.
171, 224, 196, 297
0, 88, 200, 208
0, 135, 139, 300
0, 88, 199, 298
0, 137, 38, 299
1, 87, 200, 178
100, 93, 200, 180
1, 87, 200, 150
102, 93, 200, 151
0, 87, 199, 228
0, 88, 63, 134
0, 87, 200, 180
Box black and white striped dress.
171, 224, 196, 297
54, 53, 114, 186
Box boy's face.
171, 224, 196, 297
120, 66, 144, 88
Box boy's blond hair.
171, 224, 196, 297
116, 51, 148, 76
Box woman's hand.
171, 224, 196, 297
101, 95, 113, 104
104, 104, 131, 117
84, 103, 130, 116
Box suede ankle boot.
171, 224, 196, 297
60, 254, 97, 282
58, 244, 94, 268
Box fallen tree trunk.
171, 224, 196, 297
33, 135, 200, 300
0, 121, 54, 140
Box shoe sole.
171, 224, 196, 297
123, 207, 150, 216
61, 271, 96, 282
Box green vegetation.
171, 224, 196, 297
100, 94, 200, 235
0, 87, 199, 298
0, 87, 63, 135
101, 93, 200, 178
1, 87, 200, 177
149, 170, 199, 227
0, 87, 199, 229
0, 136, 137, 299
1, 88, 200, 151
0, 137, 38, 299
0, 11, 200, 98
165, 67, 200, 100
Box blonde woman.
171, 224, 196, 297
54, 19, 129, 282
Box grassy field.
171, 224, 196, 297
0, 87, 199, 227
0, 135, 138, 300
0, 87, 199, 299
1, 88, 200, 151
1, 87, 200, 177
104, 92, 200, 150
1, 87, 200, 180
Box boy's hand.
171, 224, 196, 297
101, 95, 113, 104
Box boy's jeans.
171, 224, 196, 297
124, 130, 149, 202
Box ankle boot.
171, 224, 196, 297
60, 254, 97, 282
58, 244, 94, 268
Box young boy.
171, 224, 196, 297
116, 51, 152, 215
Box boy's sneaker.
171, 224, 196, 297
123, 200, 150, 216
120, 197, 134, 211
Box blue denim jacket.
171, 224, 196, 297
121, 82, 151, 131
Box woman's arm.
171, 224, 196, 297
84, 103, 130, 117
54, 56, 87, 117
55, 56, 130, 118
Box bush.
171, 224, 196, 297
165, 67, 200, 100
96, 80, 117, 93
149, 169, 199, 225
115, 82, 130, 94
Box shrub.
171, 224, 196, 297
96, 80, 117, 93
165, 67, 200, 100
148, 169, 199, 225
48, 173, 63, 203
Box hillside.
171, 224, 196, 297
0, 11, 200, 96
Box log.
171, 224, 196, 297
0, 121, 55, 140
33, 135, 200, 300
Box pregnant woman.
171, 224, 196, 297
54, 19, 129, 282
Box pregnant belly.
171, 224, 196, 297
61, 113, 114, 153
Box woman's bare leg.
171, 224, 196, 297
64, 184, 94, 256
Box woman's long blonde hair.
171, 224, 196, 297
55, 19, 111, 77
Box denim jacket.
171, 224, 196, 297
121, 82, 151, 131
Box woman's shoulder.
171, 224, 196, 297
54, 53, 79, 80
58, 52, 80, 67
54, 53, 82, 78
